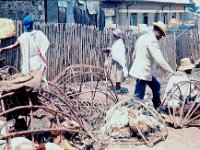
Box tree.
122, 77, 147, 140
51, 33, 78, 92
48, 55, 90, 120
187, 0, 199, 12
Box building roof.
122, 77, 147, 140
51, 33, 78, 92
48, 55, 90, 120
101, 0, 191, 4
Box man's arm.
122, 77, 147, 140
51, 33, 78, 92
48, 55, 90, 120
162, 75, 175, 100
0, 41, 20, 52
148, 41, 174, 74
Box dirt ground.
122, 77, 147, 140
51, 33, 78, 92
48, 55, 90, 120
106, 77, 200, 150
107, 127, 200, 150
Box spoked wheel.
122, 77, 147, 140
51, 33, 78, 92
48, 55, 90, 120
50, 65, 119, 143
39, 84, 109, 143
100, 99, 168, 147
160, 80, 200, 128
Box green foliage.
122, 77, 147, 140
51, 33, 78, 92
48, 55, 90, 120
188, 0, 198, 12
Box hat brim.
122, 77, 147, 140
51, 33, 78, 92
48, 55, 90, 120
153, 22, 166, 37
178, 64, 195, 71
113, 33, 122, 38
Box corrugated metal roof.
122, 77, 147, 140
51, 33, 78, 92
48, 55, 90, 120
101, 0, 191, 4
138, 0, 190, 4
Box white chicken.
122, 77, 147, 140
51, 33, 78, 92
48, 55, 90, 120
1, 137, 33, 150
1, 137, 65, 150
167, 98, 182, 110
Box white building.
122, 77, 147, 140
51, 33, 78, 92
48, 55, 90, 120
100, 0, 191, 29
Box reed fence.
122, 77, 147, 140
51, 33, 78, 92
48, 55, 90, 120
0, 21, 199, 80
176, 28, 200, 65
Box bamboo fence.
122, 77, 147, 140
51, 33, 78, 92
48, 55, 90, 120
0, 21, 199, 80
176, 28, 200, 65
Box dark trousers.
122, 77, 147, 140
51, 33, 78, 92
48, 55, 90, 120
133, 76, 161, 109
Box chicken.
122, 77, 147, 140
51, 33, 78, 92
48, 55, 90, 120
129, 114, 159, 133
106, 109, 129, 129
45, 143, 64, 150
167, 98, 182, 110
1, 137, 34, 150
0, 119, 15, 135
50, 122, 60, 137
35, 143, 64, 150
53, 135, 74, 150
60, 118, 80, 129
0, 136, 66, 150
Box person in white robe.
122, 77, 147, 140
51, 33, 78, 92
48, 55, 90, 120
0, 15, 50, 88
102, 28, 128, 94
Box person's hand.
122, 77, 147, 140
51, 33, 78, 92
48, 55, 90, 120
101, 47, 111, 53
173, 71, 183, 76
0, 48, 3, 52
168, 72, 175, 78
167, 71, 176, 80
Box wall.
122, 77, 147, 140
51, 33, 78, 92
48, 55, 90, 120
127, 3, 185, 13
0, 1, 45, 22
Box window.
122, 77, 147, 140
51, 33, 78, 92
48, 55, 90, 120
154, 13, 159, 22
105, 16, 114, 25
143, 13, 148, 25
58, 7, 66, 23
180, 13, 185, 21
130, 13, 137, 26
58, 1, 67, 23
172, 13, 176, 19
163, 13, 168, 24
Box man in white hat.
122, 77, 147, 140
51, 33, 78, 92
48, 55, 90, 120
129, 21, 174, 109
